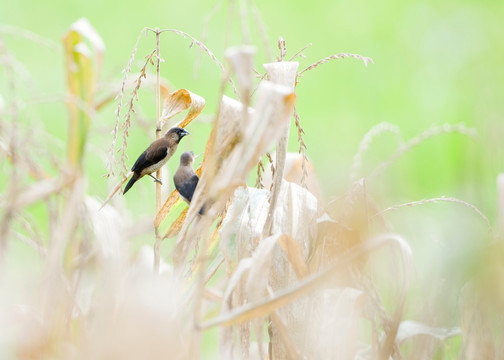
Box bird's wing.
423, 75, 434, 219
175, 174, 199, 202
131, 143, 168, 172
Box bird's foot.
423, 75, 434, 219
149, 174, 163, 185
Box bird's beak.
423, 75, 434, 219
181, 129, 190, 137
193, 153, 202, 160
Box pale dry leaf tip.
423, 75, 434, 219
225, 46, 257, 100
263, 61, 299, 90
217, 96, 254, 142
395, 320, 461, 346
211, 81, 295, 193
70, 18, 105, 54
161, 89, 206, 129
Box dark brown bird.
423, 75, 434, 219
123, 127, 189, 194
173, 151, 199, 203
173, 151, 207, 215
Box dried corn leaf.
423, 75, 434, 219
263, 61, 299, 90
304, 288, 366, 359
211, 81, 296, 194
225, 46, 256, 100
214, 96, 253, 156
262, 152, 323, 202
219, 257, 253, 359
395, 320, 461, 346
161, 88, 205, 129
271, 179, 317, 254
277, 235, 308, 279
163, 207, 188, 239
219, 234, 297, 359
261, 62, 299, 247
201, 233, 411, 329
86, 197, 127, 264
219, 186, 270, 263
1, 176, 72, 210
267, 179, 317, 358
269, 309, 303, 360
173, 83, 295, 266
459, 280, 497, 359
155, 189, 183, 228
245, 234, 287, 302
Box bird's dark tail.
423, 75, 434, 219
123, 173, 140, 194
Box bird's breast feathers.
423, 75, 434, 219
140, 153, 170, 175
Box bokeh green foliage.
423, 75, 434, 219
1, 0, 504, 357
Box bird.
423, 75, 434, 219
123, 127, 189, 195
174, 151, 206, 214
173, 151, 199, 204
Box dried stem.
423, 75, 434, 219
200, 235, 410, 330
154, 28, 162, 274
298, 53, 374, 77
145, 27, 238, 96
266, 152, 275, 190
349, 122, 403, 182
106, 29, 146, 177
255, 157, 265, 189
288, 43, 312, 62
367, 124, 477, 180
293, 107, 308, 188
118, 50, 156, 177
371, 196, 492, 234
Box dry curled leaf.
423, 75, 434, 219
211, 81, 296, 194
161, 88, 205, 129
225, 46, 256, 101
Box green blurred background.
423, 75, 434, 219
2, 0, 503, 204
1, 0, 504, 350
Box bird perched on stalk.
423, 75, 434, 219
123, 127, 189, 194
173, 151, 199, 203
174, 151, 205, 214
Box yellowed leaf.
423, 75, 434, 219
161, 88, 205, 129
154, 190, 182, 228
277, 235, 309, 279
163, 207, 188, 239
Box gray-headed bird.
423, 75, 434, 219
123, 127, 189, 194
173, 151, 199, 204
